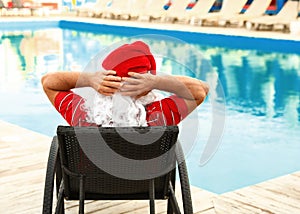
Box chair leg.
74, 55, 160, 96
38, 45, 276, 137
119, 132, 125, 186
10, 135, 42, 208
168, 181, 181, 214
149, 179, 155, 214
56, 149, 65, 214
55, 181, 65, 214
43, 137, 59, 214
79, 175, 85, 214
55, 154, 63, 197
167, 198, 173, 214
175, 142, 193, 214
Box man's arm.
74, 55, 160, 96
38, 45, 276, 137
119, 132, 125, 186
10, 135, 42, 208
121, 72, 209, 115
41, 71, 122, 106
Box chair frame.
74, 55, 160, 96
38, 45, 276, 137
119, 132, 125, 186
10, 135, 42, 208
42, 126, 193, 214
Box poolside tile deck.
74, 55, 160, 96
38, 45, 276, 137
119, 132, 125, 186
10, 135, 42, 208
1, 119, 300, 213
214, 172, 300, 213
0, 120, 50, 214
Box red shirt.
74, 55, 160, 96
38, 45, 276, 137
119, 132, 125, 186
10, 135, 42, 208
54, 91, 188, 126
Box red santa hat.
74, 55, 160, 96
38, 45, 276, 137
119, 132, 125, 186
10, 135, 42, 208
102, 41, 156, 77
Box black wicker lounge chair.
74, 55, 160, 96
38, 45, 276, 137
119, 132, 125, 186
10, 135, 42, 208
42, 126, 193, 214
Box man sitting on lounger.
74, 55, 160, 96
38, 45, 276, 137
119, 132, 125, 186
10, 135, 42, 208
41, 40, 209, 127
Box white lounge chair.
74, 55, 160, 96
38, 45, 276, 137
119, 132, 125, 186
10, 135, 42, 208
186, 0, 217, 25
138, 0, 168, 21
90, 0, 111, 18
194, 0, 248, 26
100, 0, 133, 19
159, 0, 191, 23
129, 0, 149, 20
246, 0, 299, 32
219, 0, 273, 27
74, 1, 104, 17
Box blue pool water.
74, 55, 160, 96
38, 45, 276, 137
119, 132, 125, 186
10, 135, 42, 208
0, 20, 299, 194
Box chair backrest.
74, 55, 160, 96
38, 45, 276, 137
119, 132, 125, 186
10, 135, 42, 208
188, 0, 216, 16
109, 0, 133, 11
95, 0, 111, 8
276, 0, 299, 18
12, 0, 23, 8
57, 125, 179, 200
165, 0, 191, 15
244, 0, 272, 16
130, 0, 149, 17
143, 0, 168, 16
220, 0, 248, 15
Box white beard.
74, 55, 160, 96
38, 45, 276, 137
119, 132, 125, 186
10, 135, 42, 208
82, 91, 162, 127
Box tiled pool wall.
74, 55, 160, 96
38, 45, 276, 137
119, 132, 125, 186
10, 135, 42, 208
1, 19, 300, 54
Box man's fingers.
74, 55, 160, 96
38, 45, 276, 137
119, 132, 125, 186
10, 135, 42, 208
102, 80, 122, 89
104, 75, 122, 82
127, 72, 142, 78
101, 75, 122, 90
98, 85, 118, 94
120, 83, 142, 92
103, 70, 117, 76
102, 92, 114, 96
122, 77, 140, 84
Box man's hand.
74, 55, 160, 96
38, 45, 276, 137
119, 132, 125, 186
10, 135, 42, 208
41, 70, 122, 106
120, 72, 156, 97
85, 70, 122, 96
120, 72, 209, 115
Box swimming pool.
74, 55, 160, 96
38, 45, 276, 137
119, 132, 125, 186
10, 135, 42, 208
0, 20, 299, 194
